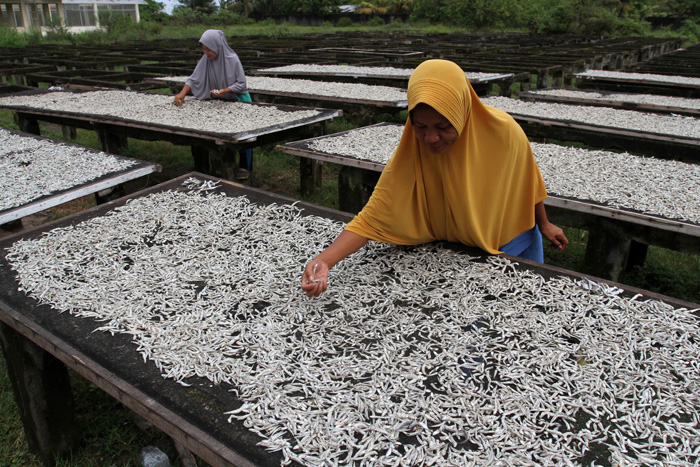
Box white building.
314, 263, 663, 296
1, 0, 145, 33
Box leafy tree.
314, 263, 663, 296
356, 0, 391, 15
253, 0, 340, 16
229, 0, 255, 17
177, 0, 218, 15
664, 0, 700, 18
409, 0, 445, 23
390, 0, 414, 14
140, 0, 167, 21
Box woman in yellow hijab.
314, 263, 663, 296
301, 59, 568, 297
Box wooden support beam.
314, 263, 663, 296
582, 219, 632, 282
94, 125, 128, 154
0, 322, 80, 467
15, 112, 40, 135
338, 166, 380, 214
300, 158, 323, 197
625, 240, 649, 272
61, 125, 77, 140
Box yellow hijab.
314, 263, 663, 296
345, 59, 547, 254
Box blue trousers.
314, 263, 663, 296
499, 225, 544, 263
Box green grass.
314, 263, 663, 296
0, 351, 36, 467
0, 353, 201, 466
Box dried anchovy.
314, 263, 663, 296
0, 90, 322, 135
306, 124, 404, 163
299, 125, 700, 225
5, 177, 700, 466
524, 88, 700, 112
155, 76, 408, 103
0, 127, 136, 211
574, 69, 700, 86
481, 96, 700, 139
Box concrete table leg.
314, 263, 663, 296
0, 322, 79, 467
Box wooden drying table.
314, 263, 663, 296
518, 88, 700, 117
146, 77, 407, 126
2, 173, 697, 466
568, 72, 700, 98
0, 127, 159, 227
0, 89, 341, 191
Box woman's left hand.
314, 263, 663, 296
540, 222, 569, 251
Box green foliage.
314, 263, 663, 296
336, 16, 354, 27
177, 0, 218, 15
620, 249, 700, 304
140, 0, 169, 22
523, 0, 576, 34
520, 0, 652, 36
99, 11, 135, 36
410, 0, 444, 23
171, 6, 202, 26
366, 16, 386, 26
256, 17, 278, 26
0, 26, 30, 47
43, 17, 75, 44
227, 0, 254, 17
676, 18, 700, 42
406, 0, 658, 34
253, 0, 339, 16
213, 9, 248, 25
0, 26, 43, 47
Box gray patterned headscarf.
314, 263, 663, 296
185, 29, 247, 100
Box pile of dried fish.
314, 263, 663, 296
301, 125, 700, 225
254, 64, 509, 82
154, 76, 408, 103
524, 88, 700, 111
0, 127, 136, 211
0, 90, 322, 135
481, 96, 700, 139
307, 124, 404, 163
575, 69, 700, 86
6, 177, 700, 466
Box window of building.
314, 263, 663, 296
13, 5, 23, 26
97, 4, 137, 21
64, 4, 96, 26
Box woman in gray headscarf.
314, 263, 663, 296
174, 29, 254, 180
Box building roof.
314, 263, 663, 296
62, 0, 146, 4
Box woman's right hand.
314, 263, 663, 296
173, 93, 185, 106
301, 260, 329, 297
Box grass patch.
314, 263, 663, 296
0, 352, 39, 467
0, 351, 200, 467
620, 247, 700, 304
